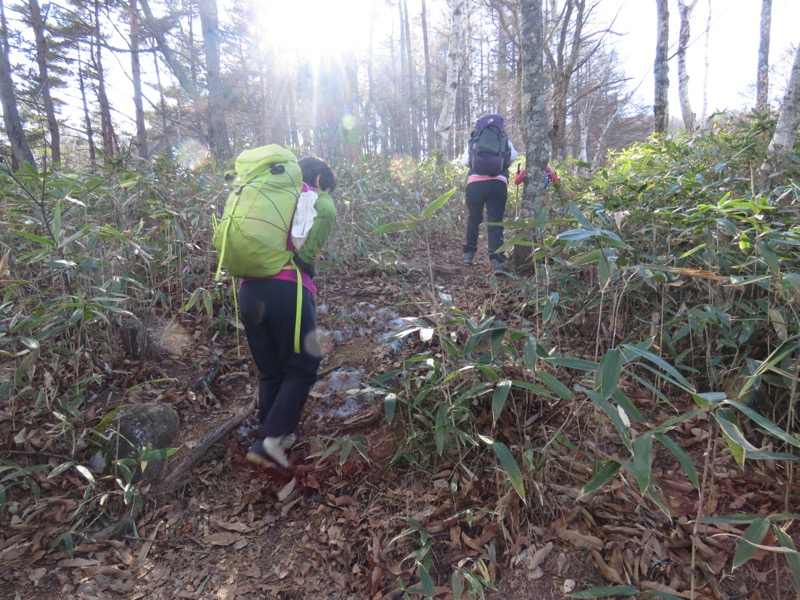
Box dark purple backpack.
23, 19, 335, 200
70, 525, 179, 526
469, 114, 510, 176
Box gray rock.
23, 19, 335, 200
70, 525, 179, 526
93, 403, 181, 483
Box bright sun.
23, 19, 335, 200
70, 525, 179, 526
253, 0, 379, 62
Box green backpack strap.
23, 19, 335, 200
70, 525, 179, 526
291, 259, 302, 354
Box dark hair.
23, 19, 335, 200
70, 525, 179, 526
298, 157, 337, 192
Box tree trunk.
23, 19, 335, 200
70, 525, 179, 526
93, 0, 116, 161
654, 0, 670, 134
761, 43, 800, 182
547, 0, 586, 161
0, 0, 35, 169
516, 0, 547, 266
28, 0, 60, 166
196, 0, 231, 160
435, 0, 465, 161
130, 0, 148, 159
421, 0, 435, 156
402, 0, 419, 160
756, 0, 772, 112
677, 0, 698, 133
77, 44, 96, 163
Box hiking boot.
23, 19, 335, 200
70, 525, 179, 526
491, 258, 512, 275
246, 436, 291, 469
462, 250, 475, 265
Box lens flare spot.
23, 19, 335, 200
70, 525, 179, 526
341, 114, 357, 131
175, 139, 209, 170
158, 321, 192, 354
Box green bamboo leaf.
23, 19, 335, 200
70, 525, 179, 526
492, 379, 512, 424
596, 348, 623, 399
488, 440, 525, 503
418, 563, 435, 595
52, 200, 63, 246
611, 389, 646, 424
775, 527, 800, 589
451, 570, 464, 600
714, 409, 756, 467
732, 518, 771, 568
783, 273, 800, 292
383, 393, 396, 424
621, 343, 695, 393
541, 356, 598, 372
757, 241, 780, 275
700, 514, 759, 524
580, 386, 632, 451
740, 341, 800, 395
655, 433, 699, 489
509, 380, 552, 396
692, 392, 726, 409
568, 585, 638, 598
538, 371, 574, 401
724, 399, 800, 450
582, 460, 621, 495
13, 229, 56, 248
420, 187, 456, 219
435, 402, 447, 455
371, 219, 418, 234
48, 461, 76, 478
523, 336, 538, 369
632, 432, 653, 495
570, 248, 604, 266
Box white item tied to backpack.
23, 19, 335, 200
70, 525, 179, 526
291, 189, 318, 249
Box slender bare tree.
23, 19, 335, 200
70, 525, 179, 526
654, 0, 669, 134
677, 0, 698, 132
756, 0, 772, 112
436, 0, 465, 160
129, 0, 147, 159
761, 42, 800, 183
28, 0, 61, 165
0, 0, 35, 168
196, 0, 231, 160
421, 0, 435, 155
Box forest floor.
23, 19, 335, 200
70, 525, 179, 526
1, 231, 797, 599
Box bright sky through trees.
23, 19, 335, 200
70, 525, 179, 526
597, 0, 800, 114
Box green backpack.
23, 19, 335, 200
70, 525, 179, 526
212, 144, 305, 351
213, 144, 303, 279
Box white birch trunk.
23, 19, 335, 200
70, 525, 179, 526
764, 43, 800, 175
436, 0, 465, 160
677, 0, 699, 133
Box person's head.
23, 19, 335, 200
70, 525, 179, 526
298, 157, 337, 193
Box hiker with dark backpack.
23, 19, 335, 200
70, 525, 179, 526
213, 148, 337, 471
460, 114, 519, 274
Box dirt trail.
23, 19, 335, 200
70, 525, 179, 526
2, 233, 793, 599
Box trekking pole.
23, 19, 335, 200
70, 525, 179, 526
514, 163, 521, 219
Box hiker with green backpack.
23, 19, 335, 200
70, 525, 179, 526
213, 146, 337, 470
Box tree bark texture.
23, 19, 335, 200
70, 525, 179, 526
0, 0, 35, 169
197, 0, 231, 160
28, 0, 60, 165
677, 0, 698, 133
93, 0, 116, 161
421, 0, 435, 155
764, 43, 800, 176
130, 0, 148, 159
546, 0, 586, 161
653, 0, 670, 134
756, 0, 772, 112
436, 0, 465, 160
518, 0, 548, 249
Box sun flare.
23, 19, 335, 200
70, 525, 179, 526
254, 0, 379, 62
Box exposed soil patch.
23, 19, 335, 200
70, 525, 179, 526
1, 232, 797, 599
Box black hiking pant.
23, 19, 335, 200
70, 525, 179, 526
239, 278, 322, 440
463, 178, 508, 262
